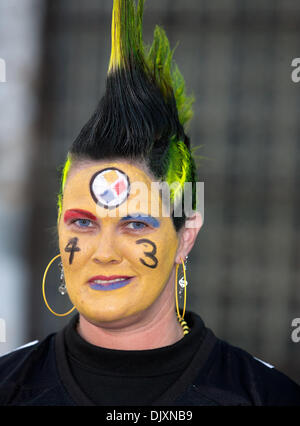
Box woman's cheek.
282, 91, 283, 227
126, 235, 175, 276
60, 234, 95, 271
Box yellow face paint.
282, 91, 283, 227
58, 161, 179, 324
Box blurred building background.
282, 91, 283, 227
0, 0, 300, 385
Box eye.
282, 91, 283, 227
125, 221, 148, 230
72, 218, 93, 228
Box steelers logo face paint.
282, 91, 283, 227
90, 167, 130, 209
58, 161, 179, 324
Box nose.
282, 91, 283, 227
92, 231, 122, 265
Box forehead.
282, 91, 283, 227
62, 161, 164, 217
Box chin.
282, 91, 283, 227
79, 304, 133, 324
78, 301, 154, 329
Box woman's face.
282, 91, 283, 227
58, 160, 179, 324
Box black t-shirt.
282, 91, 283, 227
1, 311, 300, 405
56, 311, 208, 405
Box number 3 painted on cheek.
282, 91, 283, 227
136, 238, 158, 269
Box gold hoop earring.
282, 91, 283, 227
42, 254, 76, 317
175, 256, 190, 335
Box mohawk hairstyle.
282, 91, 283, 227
57, 0, 198, 231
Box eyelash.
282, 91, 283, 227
71, 219, 93, 228
125, 221, 148, 230
70, 219, 150, 231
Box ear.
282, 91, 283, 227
175, 211, 203, 264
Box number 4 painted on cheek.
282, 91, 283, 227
65, 237, 81, 264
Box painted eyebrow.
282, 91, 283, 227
64, 209, 97, 223
120, 214, 160, 228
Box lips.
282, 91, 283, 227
88, 275, 135, 291
88, 275, 134, 284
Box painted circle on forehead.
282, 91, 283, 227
89, 167, 131, 209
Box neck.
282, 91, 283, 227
77, 277, 185, 350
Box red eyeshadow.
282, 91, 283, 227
64, 209, 97, 223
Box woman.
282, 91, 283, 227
0, 0, 299, 406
